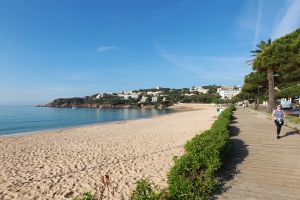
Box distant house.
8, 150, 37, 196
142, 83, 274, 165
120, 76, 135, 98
123, 90, 134, 95
152, 96, 158, 102
95, 93, 103, 99
190, 86, 209, 94
217, 85, 241, 99
117, 93, 139, 100
163, 97, 169, 102
147, 91, 163, 96
125, 94, 139, 100
139, 96, 149, 103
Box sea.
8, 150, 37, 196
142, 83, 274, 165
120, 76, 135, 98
0, 106, 174, 136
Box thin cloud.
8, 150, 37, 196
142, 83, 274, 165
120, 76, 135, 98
271, 0, 300, 39
252, 0, 263, 50
235, 1, 258, 34
157, 47, 251, 84
96, 46, 117, 53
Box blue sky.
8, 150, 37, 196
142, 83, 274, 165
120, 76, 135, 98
0, 0, 300, 105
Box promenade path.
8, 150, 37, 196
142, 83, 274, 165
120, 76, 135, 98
218, 108, 300, 200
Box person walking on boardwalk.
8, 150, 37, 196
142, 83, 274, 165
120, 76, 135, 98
272, 105, 286, 139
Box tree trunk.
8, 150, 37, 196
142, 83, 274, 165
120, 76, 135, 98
267, 68, 275, 112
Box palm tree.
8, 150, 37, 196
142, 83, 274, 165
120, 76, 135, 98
247, 39, 272, 65
251, 29, 300, 112
249, 39, 274, 111
251, 39, 272, 55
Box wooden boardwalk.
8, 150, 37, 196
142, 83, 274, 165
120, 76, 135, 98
218, 108, 300, 200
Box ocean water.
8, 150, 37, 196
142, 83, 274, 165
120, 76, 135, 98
0, 106, 174, 136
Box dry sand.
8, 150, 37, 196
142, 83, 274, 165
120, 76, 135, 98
0, 104, 217, 200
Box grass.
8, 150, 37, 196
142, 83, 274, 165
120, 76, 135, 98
248, 107, 300, 126
285, 115, 300, 125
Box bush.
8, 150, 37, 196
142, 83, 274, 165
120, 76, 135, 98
166, 106, 234, 199
130, 179, 165, 200
77, 106, 235, 200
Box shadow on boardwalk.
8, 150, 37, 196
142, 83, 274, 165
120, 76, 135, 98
280, 130, 298, 138
211, 116, 249, 199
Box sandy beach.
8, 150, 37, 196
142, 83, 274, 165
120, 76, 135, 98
0, 104, 217, 200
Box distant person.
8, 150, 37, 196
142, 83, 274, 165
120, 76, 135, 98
218, 107, 224, 115
272, 105, 286, 139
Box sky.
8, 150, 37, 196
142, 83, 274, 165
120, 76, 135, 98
0, 0, 300, 105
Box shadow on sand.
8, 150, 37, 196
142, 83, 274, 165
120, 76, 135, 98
211, 116, 249, 199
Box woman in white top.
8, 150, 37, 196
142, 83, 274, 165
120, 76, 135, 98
272, 105, 286, 139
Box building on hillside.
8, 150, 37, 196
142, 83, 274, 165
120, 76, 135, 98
217, 85, 241, 99
190, 86, 209, 94
147, 91, 163, 96
124, 94, 140, 100
139, 96, 149, 103
95, 93, 103, 99
117, 93, 139, 100
152, 96, 158, 102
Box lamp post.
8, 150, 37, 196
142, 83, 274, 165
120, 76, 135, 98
298, 84, 300, 119
298, 97, 300, 119
257, 85, 263, 110
272, 74, 279, 108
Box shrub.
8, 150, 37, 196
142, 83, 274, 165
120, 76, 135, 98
130, 178, 164, 200
131, 106, 234, 199
77, 106, 234, 199
166, 106, 234, 199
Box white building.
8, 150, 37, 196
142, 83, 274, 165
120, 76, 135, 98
117, 94, 139, 100
139, 96, 149, 103
163, 97, 168, 102
147, 91, 163, 96
95, 93, 103, 99
190, 86, 209, 94
217, 86, 241, 99
152, 96, 158, 102
124, 94, 140, 100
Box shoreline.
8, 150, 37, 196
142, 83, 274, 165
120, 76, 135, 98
0, 103, 217, 200
0, 103, 210, 138
0, 109, 179, 139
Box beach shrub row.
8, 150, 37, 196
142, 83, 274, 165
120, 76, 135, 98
74, 106, 234, 200
131, 105, 234, 200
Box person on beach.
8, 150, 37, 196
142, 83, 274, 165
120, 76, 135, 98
272, 105, 285, 139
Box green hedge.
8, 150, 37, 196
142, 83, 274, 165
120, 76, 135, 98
167, 106, 233, 199
131, 105, 234, 200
